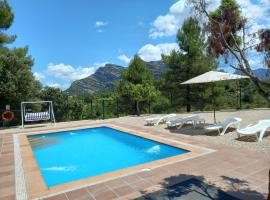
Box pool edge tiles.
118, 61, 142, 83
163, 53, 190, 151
18, 124, 214, 199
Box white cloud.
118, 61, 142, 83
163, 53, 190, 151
95, 21, 107, 33
149, 0, 223, 39
149, 0, 190, 39
117, 54, 131, 64
46, 83, 60, 88
95, 21, 107, 27
237, 0, 266, 22
149, 0, 269, 39
33, 72, 45, 81
239, 0, 270, 47
138, 43, 179, 62
47, 62, 108, 82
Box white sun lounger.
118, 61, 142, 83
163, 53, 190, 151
145, 113, 176, 126
204, 117, 242, 135
237, 119, 270, 142
166, 115, 205, 129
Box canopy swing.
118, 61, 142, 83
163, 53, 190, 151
21, 101, 55, 128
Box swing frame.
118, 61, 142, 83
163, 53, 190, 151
21, 101, 56, 128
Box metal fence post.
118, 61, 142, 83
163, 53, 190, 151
148, 99, 151, 114
102, 100, 105, 120
126, 98, 128, 116
170, 92, 173, 107
116, 97, 119, 118
239, 83, 242, 110
90, 99, 93, 118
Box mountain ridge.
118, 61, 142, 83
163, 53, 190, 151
66, 62, 270, 96
66, 61, 168, 95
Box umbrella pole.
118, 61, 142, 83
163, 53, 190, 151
239, 83, 242, 110
212, 84, 216, 124
214, 106, 216, 124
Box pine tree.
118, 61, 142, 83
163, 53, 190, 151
191, 0, 270, 102
117, 55, 157, 116
163, 17, 218, 112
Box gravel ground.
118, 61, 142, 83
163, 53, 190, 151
116, 109, 270, 153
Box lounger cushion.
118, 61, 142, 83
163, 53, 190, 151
25, 112, 50, 122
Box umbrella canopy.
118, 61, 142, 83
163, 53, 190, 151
181, 71, 249, 123
181, 71, 249, 85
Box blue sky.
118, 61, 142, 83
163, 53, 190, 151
7, 0, 269, 89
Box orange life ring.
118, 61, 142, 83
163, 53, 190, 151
1, 111, 14, 122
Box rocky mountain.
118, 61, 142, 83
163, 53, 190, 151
235, 68, 270, 82
66, 61, 168, 95
253, 68, 270, 82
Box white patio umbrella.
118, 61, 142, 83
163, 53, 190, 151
181, 71, 249, 123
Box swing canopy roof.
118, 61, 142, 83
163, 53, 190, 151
181, 71, 249, 85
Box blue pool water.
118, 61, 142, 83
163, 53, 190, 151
28, 127, 188, 187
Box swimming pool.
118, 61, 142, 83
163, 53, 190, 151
28, 126, 188, 187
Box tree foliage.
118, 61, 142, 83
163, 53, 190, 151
117, 55, 157, 115
40, 87, 86, 121
0, 0, 41, 110
162, 17, 218, 112
0, 0, 15, 46
191, 0, 270, 102
208, 0, 244, 57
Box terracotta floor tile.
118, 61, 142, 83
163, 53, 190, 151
144, 175, 164, 185
246, 168, 270, 182
0, 194, 16, 200
0, 150, 13, 155
118, 191, 142, 200
0, 174, 14, 184
86, 183, 109, 195
105, 178, 127, 189
0, 165, 14, 173
129, 179, 153, 192
160, 174, 195, 187
256, 182, 269, 195
136, 170, 156, 179
112, 184, 135, 197
0, 186, 15, 198
2, 147, 14, 153
0, 159, 14, 166
93, 189, 118, 200
0, 170, 14, 177
150, 167, 168, 175
246, 177, 266, 188
66, 188, 94, 200
121, 174, 142, 183
0, 178, 14, 188
234, 166, 258, 176
0, 152, 14, 157
44, 193, 68, 200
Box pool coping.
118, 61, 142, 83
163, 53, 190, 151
15, 123, 216, 199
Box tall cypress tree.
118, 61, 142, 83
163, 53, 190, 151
163, 17, 218, 112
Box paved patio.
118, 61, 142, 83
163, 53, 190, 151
0, 109, 269, 200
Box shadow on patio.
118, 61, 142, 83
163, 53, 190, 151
135, 173, 268, 200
